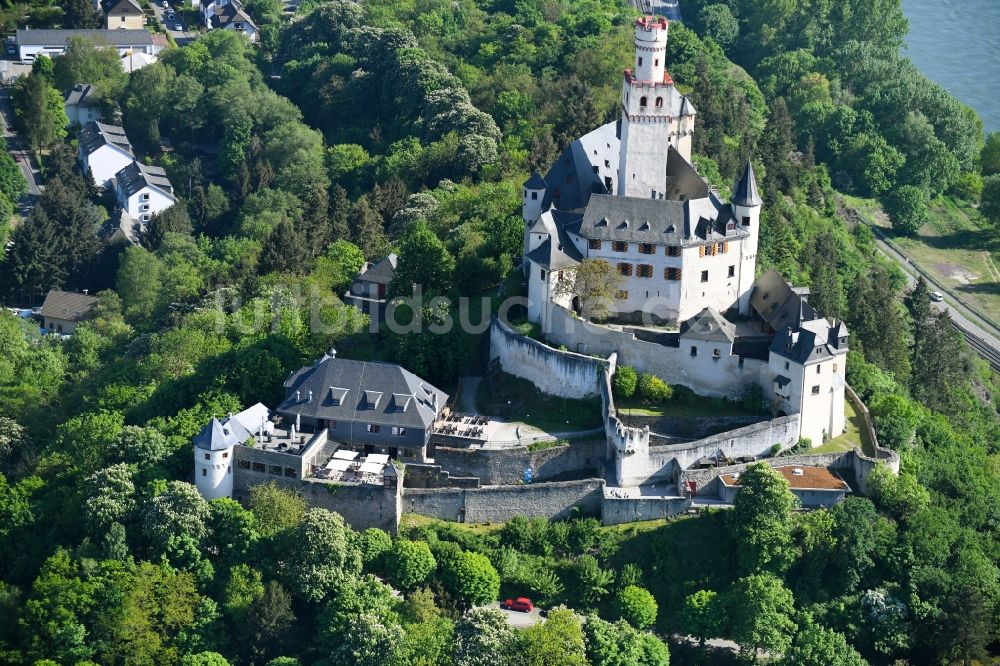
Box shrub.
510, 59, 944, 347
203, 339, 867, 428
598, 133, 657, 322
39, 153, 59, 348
637, 373, 672, 403
613, 365, 637, 398
442, 550, 501, 608
616, 585, 658, 629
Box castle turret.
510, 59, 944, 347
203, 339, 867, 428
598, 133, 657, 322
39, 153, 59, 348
193, 417, 236, 500
522, 171, 547, 275
523, 171, 547, 224
732, 160, 762, 314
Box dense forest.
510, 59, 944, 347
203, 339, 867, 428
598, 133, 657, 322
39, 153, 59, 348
0, 0, 997, 664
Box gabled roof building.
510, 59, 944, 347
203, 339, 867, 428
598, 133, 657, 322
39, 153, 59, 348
114, 161, 176, 222
78, 120, 134, 188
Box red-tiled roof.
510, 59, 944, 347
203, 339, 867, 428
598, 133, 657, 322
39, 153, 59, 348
720, 465, 850, 492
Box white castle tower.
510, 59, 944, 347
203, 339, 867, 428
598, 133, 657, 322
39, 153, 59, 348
732, 160, 762, 314
617, 16, 696, 199
193, 417, 236, 500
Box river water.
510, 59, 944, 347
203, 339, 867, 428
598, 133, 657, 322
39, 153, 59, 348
901, 0, 1000, 133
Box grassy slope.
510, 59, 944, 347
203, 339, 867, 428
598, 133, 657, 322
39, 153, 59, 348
845, 193, 1000, 324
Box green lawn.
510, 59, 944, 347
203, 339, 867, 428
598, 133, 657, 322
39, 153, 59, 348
475, 368, 603, 432
844, 194, 1000, 326
814, 399, 875, 456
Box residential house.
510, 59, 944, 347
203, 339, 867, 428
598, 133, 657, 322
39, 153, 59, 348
16, 29, 158, 62
276, 352, 449, 461
63, 84, 102, 127
345, 253, 396, 317
207, 0, 259, 42
78, 120, 134, 188
102, 208, 144, 246
40, 290, 98, 335
101, 0, 145, 30
114, 161, 176, 222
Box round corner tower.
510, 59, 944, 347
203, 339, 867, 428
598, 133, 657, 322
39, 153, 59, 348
193, 417, 235, 500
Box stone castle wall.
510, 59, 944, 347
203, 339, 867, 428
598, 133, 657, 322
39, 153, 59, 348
489, 316, 607, 399
403, 478, 605, 523
544, 304, 770, 398
429, 439, 608, 486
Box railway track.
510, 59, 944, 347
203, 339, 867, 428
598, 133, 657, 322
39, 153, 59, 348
953, 321, 1000, 373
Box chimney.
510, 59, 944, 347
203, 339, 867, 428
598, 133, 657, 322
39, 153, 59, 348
329, 347, 337, 358
307, 390, 313, 403
295, 390, 301, 402
83, 289, 88, 295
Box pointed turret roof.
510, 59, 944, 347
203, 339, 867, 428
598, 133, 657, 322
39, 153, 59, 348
732, 160, 761, 207
524, 171, 547, 190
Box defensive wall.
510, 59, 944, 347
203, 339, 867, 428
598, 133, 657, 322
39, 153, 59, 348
403, 478, 605, 523
426, 438, 608, 486
233, 467, 402, 533
544, 304, 770, 398
601, 495, 692, 525
489, 315, 607, 399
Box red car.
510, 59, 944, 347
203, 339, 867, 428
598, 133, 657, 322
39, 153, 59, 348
502, 597, 534, 612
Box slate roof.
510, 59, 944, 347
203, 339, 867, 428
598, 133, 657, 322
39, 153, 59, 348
524, 171, 547, 190
574, 193, 745, 246
749, 268, 816, 332
79, 121, 133, 158
114, 161, 174, 199
732, 160, 761, 207
193, 417, 250, 451
769, 317, 849, 365
679, 307, 735, 342
101, 0, 143, 14
543, 121, 620, 211
526, 209, 584, 270
277, 356, 448, 431
102, 208, 144, 245
357, 254, 397, 286
209, 1, 257, 30
40, 290, 98, 322
64, 84, 99, 108
17, 28, 154, 47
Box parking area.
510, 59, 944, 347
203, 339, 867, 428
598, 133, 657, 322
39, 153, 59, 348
491, 602, 543, 628
151, 0, 196, 43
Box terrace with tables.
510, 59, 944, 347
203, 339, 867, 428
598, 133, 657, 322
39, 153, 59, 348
311, 449, 391, 485
430, 412, 497, 445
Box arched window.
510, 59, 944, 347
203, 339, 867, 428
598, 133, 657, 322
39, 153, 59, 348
639, 96, 647, 108
655, 97, 663, 108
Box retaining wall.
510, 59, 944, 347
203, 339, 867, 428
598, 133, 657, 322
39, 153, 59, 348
601, 496, 692, 525
431, 439, 607, 485
403, 478, 605, 523
489, 316, 606, 399
403, 463, 480, 489
619, 414, 768, 438
233, 472, 402, 533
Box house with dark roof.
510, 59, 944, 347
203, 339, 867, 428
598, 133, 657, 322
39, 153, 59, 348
77, 121, 134, 188
114, 161, 176, 222
16, 29, 158, 62
276, 353, 448, 461
201, 0, 258, 41
345, 253, 396, 317
63, 84, 102, 127
40, 290, 98, 334
102, 208, 144, 246
101, 0, 144, 30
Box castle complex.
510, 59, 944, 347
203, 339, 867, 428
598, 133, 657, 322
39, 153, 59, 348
521, 16, 847, 447
190, 16, 894, 532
